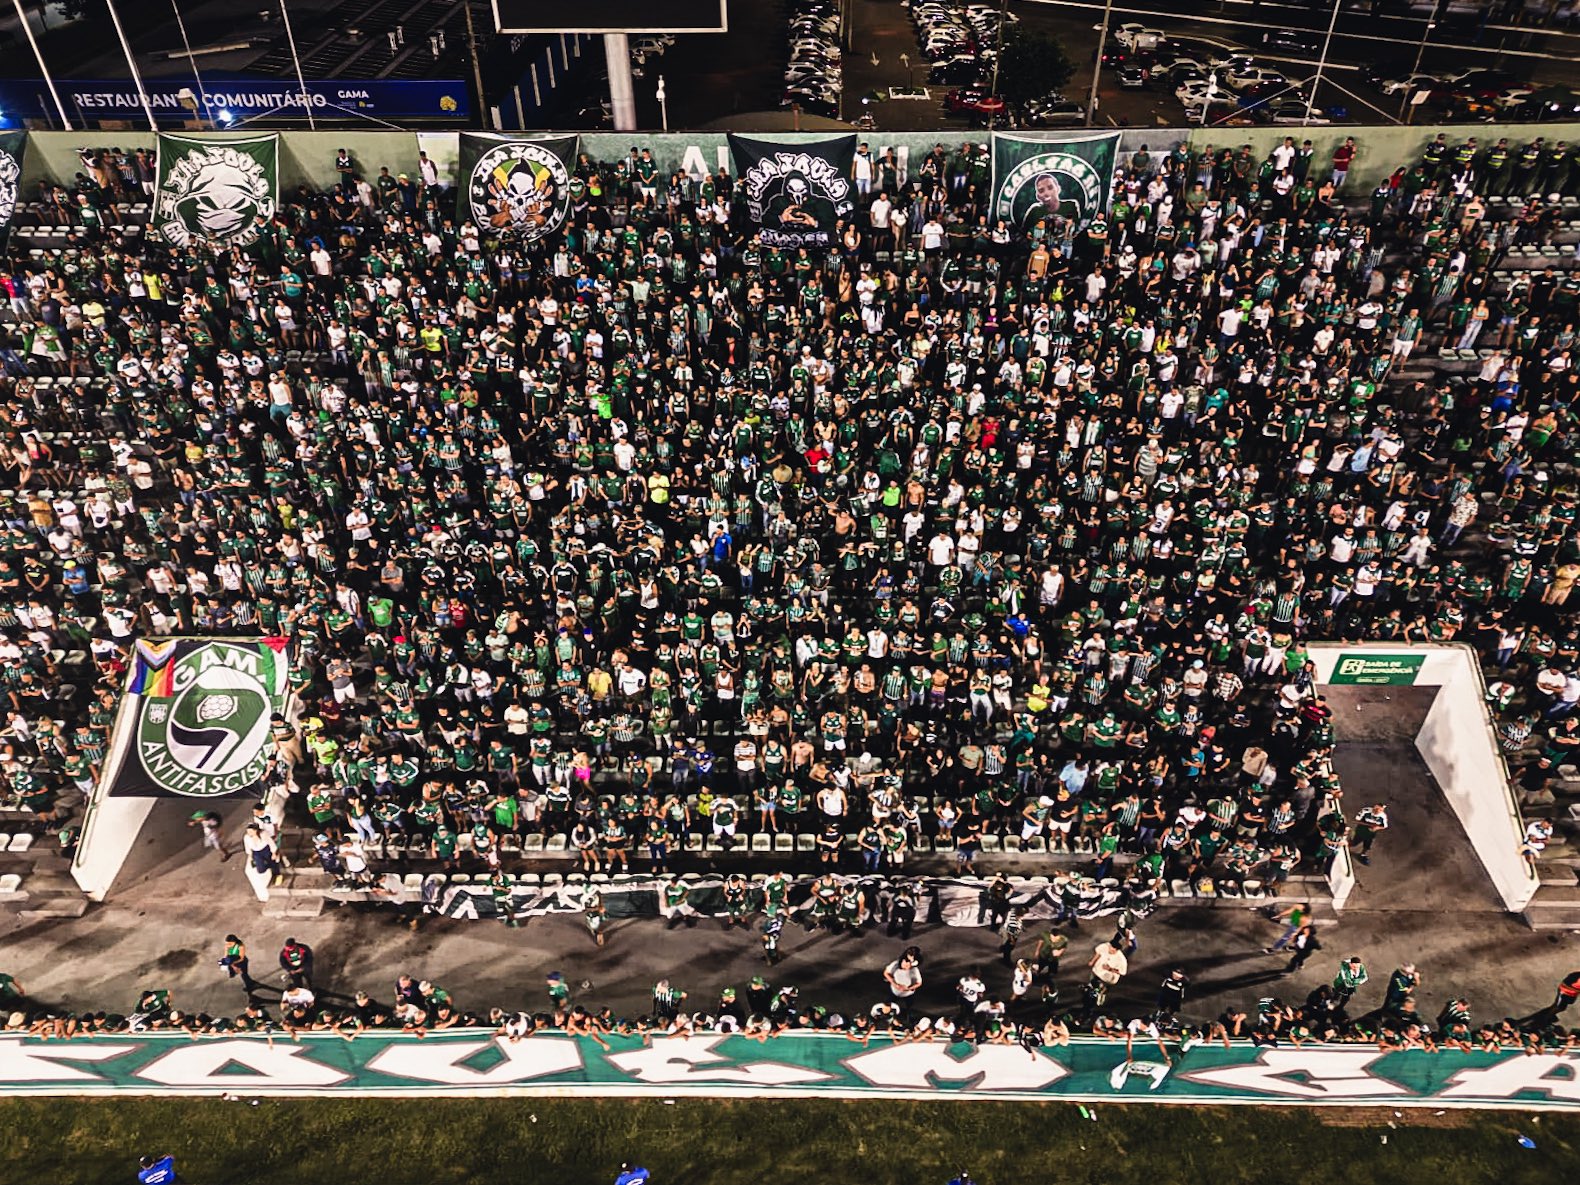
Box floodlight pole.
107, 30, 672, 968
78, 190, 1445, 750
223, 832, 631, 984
605, 33, 638, 131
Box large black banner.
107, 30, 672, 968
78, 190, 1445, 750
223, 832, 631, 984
458, 133, 579, 245
728, 133, 856, 248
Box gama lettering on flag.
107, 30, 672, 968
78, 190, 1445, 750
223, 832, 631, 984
153, 133, 279, 248
458, 133, 578, 246
0, 131, 26, 240
991, 131, 1120, 235
104, 638, 289, 799
729, 134, 856, 248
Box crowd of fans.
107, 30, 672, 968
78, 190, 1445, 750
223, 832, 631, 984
6, 131, 1579, 886
0, 126, 1578, 1050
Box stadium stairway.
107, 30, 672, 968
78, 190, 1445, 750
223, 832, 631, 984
1521, 861, 1580, 931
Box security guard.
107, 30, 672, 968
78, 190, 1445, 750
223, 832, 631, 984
1422, 132, 1449, 179
887, 878, 918, 939
1483, 137, 1511, 196
1513, 138, 1544, 198
1452, 136, 1478, 179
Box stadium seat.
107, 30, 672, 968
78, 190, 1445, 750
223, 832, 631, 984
522, 833, 545, 852
590, 873, 610, 884
0, 873, 22, 894
0, 834, 11, 851
1022, 836, 1046, 853
752, 833, 771, 852
1170, 879, 1192, 897
1242, 879, 1265, 899
796, 834, 816, 852
980, 835, 1001, 851
517, 873, 541, 887
685, 833, 704, 851
401, 873, 424, 892
501, 836, 522, 853
449, 874, 472, 885
545, 833, 568, 852
774, 834, 794, 852
542, 873, 563, 887
7, 833, 31, 853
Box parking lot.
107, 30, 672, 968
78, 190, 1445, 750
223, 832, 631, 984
557, 0, 1580, 134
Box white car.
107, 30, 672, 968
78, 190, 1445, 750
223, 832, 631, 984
1113, 22, 1164, 51
1376, 72, 1438, 96
1224, 64, 1287, 92
1177, 78, 1234, 111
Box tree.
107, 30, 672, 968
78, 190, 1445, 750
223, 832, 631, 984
994, 28, 1076, 107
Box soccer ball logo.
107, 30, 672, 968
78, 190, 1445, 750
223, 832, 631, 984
197, 693, 238, 722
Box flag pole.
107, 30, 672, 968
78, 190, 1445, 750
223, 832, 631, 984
105, 0, 158, 132
10, 0, 69, 130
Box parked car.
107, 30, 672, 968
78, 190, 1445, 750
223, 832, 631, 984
1116, 64, 1149, 89
944, 87, 1007, 118
1260, 28, 1321, 54
1021, 94, 1084, 125
1224, 64, 1287, 92
1113, 22, 1165, 51
1373, 71, 1442, 97
930, 55, 986, 84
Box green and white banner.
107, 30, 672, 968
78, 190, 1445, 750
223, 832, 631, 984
458, 133, 578, 244
153, 133, 279, 247
104, 638, 290, 799
991, 131, 1120, 234
0, 1033, 1577, 1106
0, 131, 27, 238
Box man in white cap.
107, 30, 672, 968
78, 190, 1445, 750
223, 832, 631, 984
1020, 794, 1054, 848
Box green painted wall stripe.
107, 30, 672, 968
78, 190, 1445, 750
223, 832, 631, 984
1, 1033, 1577, 1108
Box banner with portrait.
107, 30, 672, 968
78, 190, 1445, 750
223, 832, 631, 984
458, 133, 578, 245
728, 133, 856, 248
991, 131, 1120, 236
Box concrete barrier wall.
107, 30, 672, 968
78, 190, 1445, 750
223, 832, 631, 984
19, 122, 1580, 195
1308, 643, 1537, 913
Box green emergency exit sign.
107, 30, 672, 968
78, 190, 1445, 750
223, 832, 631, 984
1329, 654, 1426, 685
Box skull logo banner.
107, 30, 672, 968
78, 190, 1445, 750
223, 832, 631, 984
153, 134, 278, 248
460, 135, 578, 246
729, 134, 857, 249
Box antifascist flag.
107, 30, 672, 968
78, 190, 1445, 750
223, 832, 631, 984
991, 131, 1120, 236
0, 132, 26, 240
152, 133, 279, 247
458, 133, 578, 245
728, 133, 856, 248
104, 638, 290, 799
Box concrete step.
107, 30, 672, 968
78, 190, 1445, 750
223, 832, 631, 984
263, 896, 326, 919
17, 896, 88, 921
1524, 903, 1580, 930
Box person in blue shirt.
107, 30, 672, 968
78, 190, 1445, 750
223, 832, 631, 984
613, 1165, 651, 1185
137, 1154, 177, 1185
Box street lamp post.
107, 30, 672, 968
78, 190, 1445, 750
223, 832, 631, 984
656, 75, 668, 132
1304, 0, 1343, 127
1087, 0, 1112, 127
